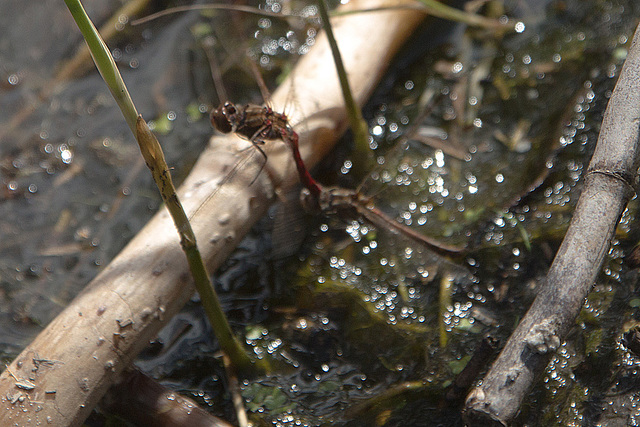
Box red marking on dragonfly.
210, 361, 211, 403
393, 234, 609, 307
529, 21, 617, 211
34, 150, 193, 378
209, 103, 464, 257
210, 101, 322, 199
210, 101, 465, 256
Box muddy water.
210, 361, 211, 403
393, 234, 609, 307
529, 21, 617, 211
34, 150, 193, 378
0, 1, 213, 353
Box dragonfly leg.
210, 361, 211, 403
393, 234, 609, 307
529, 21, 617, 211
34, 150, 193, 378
248, 127, 269, 185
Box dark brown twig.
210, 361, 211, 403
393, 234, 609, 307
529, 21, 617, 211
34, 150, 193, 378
445, 334, 500, 402
102, 369, 234, 427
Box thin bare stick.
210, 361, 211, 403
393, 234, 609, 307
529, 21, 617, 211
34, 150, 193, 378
201, 37, 229, 104
247, 60, 273, 110
131, 4, 293, 26
464, 22, 640, 426
224, 355, 249, 427
102, 369, 234, 426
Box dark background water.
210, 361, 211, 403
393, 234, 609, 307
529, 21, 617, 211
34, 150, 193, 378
2, 0, 640, 425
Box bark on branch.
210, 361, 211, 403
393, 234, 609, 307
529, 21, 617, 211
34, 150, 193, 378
0, 2, 426, 425
464, 23, 640, 426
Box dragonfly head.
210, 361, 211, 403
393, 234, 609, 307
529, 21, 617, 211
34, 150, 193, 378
210, 102, 236, 134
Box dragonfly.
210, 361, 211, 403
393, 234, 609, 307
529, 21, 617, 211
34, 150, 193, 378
131, 2, 326, 204
208, 96, 466, 258
301, 184, 466, 258
208, 95, 465, 257
174, 3, 327, 224
209, 101, 322, 199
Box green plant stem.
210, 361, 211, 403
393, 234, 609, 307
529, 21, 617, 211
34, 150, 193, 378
317, 0, 371, 159
63, 0, 259, 374
135, 117, 255, 372
63, 0, 138, 133
439, 274, 454, 348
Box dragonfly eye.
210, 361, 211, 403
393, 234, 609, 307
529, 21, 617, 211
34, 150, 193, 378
223, 102, 236, 115
210, 106, 233, 133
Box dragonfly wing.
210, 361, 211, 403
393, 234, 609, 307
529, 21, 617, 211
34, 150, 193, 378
270, 188, 310, 260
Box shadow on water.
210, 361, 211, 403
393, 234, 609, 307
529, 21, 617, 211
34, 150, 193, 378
3, 0, 640, 426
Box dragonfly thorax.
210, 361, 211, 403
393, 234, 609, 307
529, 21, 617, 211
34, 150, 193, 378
210, 102, 293, 144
